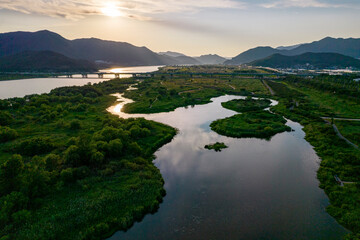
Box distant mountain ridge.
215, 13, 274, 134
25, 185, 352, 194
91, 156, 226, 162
160, 51, 226, 65
0, 30, 227, 67
195, 54, 226, 64
276, 44, 302, 51
226, 37, 360, 65
0, 30, 181, 67
249, 52, 360, 69
0, 50, 98, 72
158, 51, 186, 58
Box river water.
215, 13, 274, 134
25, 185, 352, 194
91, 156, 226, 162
0, 66, 162, 99
108, 94, 347, 240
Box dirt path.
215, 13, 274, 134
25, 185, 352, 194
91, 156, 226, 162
227, 84, 235, 90
332, 124, 359, 150
178, 88, 202, 95
262, 80, 275, 96
322, 117, 360, 121
149, 97, 158, 108
321, 117, 360, 150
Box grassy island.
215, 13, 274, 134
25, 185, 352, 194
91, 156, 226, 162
0, 78, 176, 239
221, 97, 271, 113
210, 111, 291, 139
204, 142, 228, 152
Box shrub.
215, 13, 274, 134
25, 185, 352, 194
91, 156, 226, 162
73, 166, 91, 180
69, 120, 81, 130
60, 168, 74, 183
0, 126, 18, 143
17, 137, 54, 156
11, 209, 31, 226
127, 142, 142, 156
64, 145, 80, 166
90, 151, 105, 167
44, 154, 62, 171
0, 155, 24, 196
0, 111, 13, 126
108, 139, 123, 157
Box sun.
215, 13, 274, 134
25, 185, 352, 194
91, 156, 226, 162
101, 3, 122, 17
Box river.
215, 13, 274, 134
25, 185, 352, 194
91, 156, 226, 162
107, 93, 347, 239
0, 66, 162, 99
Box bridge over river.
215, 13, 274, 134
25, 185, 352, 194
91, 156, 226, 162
2, 71, 320, 79
4, 71, 318, 78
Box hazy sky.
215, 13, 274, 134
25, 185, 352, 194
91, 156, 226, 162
1, 0, 360, 56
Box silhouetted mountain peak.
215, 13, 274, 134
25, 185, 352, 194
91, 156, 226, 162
227, 37, 360, 65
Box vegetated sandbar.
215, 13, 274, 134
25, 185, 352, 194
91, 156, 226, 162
210, 111, 291, 139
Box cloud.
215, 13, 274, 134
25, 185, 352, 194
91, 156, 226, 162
260, 0, 355, 9
0, 0, 246, 20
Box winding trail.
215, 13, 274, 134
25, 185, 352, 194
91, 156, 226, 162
262, 80, 275, 96
227, 84, 236, 90
322, 117, 360, 121
332, 123, 359, 149
322, 117, 359, 150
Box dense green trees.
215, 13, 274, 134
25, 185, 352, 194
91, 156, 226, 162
0, 155, 24, 196
0, 126, 18, 143
0, 111, 13, 126
0, 79, 176, 239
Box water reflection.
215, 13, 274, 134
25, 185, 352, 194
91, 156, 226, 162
102, 65, 163, 73
108, 94, 347, 239
0, 65, 161, 99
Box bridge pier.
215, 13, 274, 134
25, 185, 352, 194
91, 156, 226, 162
82, 74, 88, 78
132, 73, 137, 78
98, 73, 104, 78
67, 74, 73, 78
114, 73, 120, 78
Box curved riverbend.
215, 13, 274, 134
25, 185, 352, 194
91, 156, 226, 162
108, 94, 347, 239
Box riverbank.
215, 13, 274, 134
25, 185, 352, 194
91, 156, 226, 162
266, 79, 360, 239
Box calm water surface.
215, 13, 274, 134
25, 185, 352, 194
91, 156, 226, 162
108, 95, 347, 240
0, 66, 161, 99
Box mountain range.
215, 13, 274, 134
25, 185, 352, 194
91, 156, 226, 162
226, 37, 360, 65
250, 52, 360, 69
158, 51, 226, 65
0, 30, 226, 68
1, 30, 360, 70
0, 51, 97, 72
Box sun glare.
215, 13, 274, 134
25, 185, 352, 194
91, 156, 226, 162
101, 3, 122, 17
